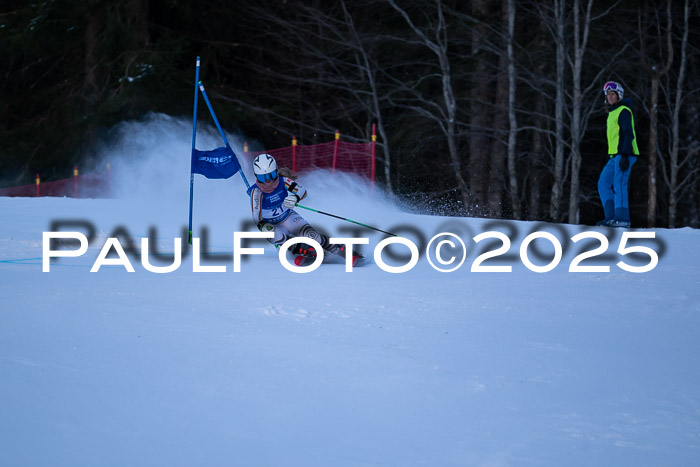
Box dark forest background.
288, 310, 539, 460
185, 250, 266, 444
1, 0, 699, 227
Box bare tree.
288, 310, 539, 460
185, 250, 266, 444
338, 0, 395, 192
487, 34, 509, 216
385, 0, 471, 209
639, 0, 674, 227
664, 0, 693, 227
513, 2, 561, 221
506, 0, 520, 218
567, 0, 594, 224
215, 1, 394, 186
548, 0, 567, 221
535, 0, 618, 223
469, 0, 493, 215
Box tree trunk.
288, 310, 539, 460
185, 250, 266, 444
340, 0, 392, 193
442, 52, 471, 212
569, 0, 595, 225
528, 97, 546, 219
527, 21, 549, 220
487, 62, 507, 216
641, 0, 673, 227
647, 75, 660, 227
487, 2, 509, 217
569, 0, 588, 224
669, 0, 690, 228
387, 0, 471, 211
506, 0, 520, 219
469, 0, 492, 216
435, 4, 470, 212
549, 0, 566, 221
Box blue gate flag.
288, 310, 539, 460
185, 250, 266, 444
191, 146, 241, 179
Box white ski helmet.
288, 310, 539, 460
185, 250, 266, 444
603, 81, 624, 100
253, 153, 278, 183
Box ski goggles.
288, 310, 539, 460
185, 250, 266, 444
603, 81, 620, 94
256, 170, 278, 183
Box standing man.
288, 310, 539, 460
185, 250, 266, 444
597, 81, 640, 228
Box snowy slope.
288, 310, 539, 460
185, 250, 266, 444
1, 116, 700, 466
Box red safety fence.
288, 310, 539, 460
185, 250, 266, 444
0, 126, 377, 198
0, 166, 112, 198
245, 137, 374, 180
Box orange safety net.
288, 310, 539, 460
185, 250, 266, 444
246, 140, 373, 178
0, 137, 374, 198
0, 172, 110, 198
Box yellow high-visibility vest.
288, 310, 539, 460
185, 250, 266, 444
607, 105, 639, 156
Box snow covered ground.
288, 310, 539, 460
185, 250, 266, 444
2, 116, 700, 466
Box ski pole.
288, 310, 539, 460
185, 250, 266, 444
295, 204, 397, 237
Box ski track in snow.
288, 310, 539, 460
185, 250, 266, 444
2, 118, 700, 466
2, 192, 699, 467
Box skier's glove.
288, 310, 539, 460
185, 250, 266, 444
258, 221, 275, 233
283, 193, 298, 209
619, 154, 629, 171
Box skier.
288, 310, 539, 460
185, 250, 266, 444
597, 80, 639, 228
248, 153, 363, 266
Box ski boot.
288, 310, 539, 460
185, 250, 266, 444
597, 219, 630, 228
338, 245, 365, 267
292, 243, 317, 266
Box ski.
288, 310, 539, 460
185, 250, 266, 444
292, 253, 365, 267
351, 253, 365, 267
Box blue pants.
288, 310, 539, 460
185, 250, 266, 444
597, 155, 637, 222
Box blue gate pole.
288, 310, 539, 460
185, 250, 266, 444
188, 57, 201, 245
198, 81, 250, 189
